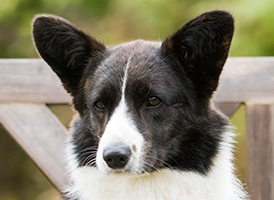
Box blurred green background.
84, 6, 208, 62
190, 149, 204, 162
0, 0, 273, 199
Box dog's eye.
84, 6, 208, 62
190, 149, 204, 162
147, 96, 161, 107
94, 100, 106, 110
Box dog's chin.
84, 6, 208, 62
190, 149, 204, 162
97, 163, 150, 175
99, 167, 140, 175
100, 165, 161, 176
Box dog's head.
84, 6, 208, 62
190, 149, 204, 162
33, 10, 234, 175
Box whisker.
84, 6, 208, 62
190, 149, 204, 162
79, 146, 98, 153
81, 153, 97, 165
77, 146, 98, 166
78, 146, 98, 156
79, 151, 96, 159
142, 161, 158, 172
86, 158, 97, 167
145, 155, 172, 168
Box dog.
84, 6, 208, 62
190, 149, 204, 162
32, 10, 247, 200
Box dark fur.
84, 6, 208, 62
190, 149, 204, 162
33, 10, 235, 199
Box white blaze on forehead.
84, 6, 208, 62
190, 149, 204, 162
96, 57, 145, 174
121, 57, 131, 96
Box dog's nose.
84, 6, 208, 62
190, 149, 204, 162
103, 146, 131, 169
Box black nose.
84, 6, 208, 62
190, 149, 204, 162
103, 146, 131, 169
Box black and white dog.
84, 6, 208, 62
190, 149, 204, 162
32, 10, 247, 200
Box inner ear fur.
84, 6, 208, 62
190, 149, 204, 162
161, 10, 234, 99
32, 14, 106, 95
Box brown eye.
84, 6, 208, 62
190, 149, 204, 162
94, 101, 106, 110
147, 96, 161, 107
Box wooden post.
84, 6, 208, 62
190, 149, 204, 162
0, 104, 69, 189
214, 102, 241, 117
246, 103, 274, 200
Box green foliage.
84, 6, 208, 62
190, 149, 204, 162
0, 0, 273, 58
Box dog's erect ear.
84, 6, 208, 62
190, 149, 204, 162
32, 14, 106, 95
161, 10, 234, 99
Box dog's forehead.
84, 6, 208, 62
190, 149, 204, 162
91, 40, 163, 84
85, 40, 165, 100
107, 40, 161, 68
86, 39, 184, 99
110, 39, 161, 55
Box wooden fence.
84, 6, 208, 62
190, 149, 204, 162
0, 58, 273, 200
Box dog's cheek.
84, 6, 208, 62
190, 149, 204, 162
139, 110, 185, 171
89, 112, 107, 137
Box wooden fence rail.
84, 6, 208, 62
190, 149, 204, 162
0, 58, 273, 199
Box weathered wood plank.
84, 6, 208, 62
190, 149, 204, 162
214, 102, 241, 118
0, 59, 71, 103
0, 103, 68, 189
214, 57, 274, 103
0, 58, 274, 103
246, 104, 274, 200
